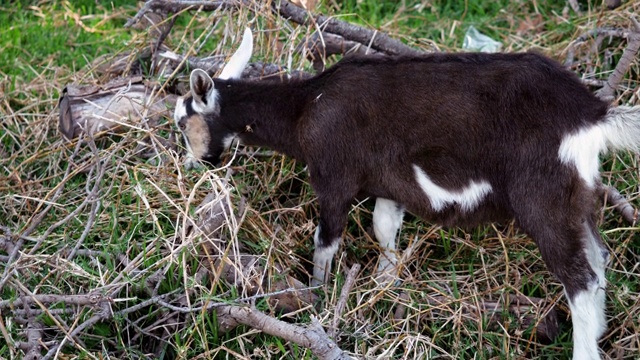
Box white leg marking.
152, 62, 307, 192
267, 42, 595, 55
311, 226, 340, 286
373, 198, 404, 280
569, 284, 605, 360
570, 226, 608, 360
412, 165, 492, 212
558, 126, 606, 188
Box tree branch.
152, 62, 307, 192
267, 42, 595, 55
273, 0, 421, 56
217, 305, 353, 360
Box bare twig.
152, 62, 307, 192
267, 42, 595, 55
299, 32, 382, 72
41, 301, 112, 360
273, 0, 421, 56
125, 0, 240, 28
596, 30, 640, 101
564, 27, 636, 68
0, 293, 106, 310
330, 263, 360, 339
128, 0, 421, 57
602, 186, 638, 225
23, 308, 44, 360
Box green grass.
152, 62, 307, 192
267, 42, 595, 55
0, 1, 138, 90
1, 0, 639, 359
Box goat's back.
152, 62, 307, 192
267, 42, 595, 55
297, 52, 609, 224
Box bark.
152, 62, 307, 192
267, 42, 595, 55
58, 77, 176, 140
216, 306, 353, 360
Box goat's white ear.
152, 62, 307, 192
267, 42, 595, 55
219, 28, 253, 80
190, 69, 218, 113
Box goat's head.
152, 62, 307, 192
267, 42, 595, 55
173, 27, 253, 167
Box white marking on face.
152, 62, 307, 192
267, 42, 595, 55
373, 198, 404, 276
311, 226, 340, 286
173, 97, 187, 123
558, 126, 606, 188
412, 165, 492, 212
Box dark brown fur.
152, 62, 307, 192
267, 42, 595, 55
179, 52, 611, 299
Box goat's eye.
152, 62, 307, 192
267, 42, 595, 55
178, 122, 186, 131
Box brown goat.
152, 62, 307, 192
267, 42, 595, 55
174, 28, 640, 359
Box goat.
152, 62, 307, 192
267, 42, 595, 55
173, 28, 640, 360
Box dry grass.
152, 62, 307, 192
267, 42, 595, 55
1, 1, 639, 359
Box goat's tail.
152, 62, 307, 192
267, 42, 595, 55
601, 105, 640, 153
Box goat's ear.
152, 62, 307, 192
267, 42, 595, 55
219, 28, 253, 80
189, 69, 218, 114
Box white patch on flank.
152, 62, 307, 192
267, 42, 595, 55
373, 198, 404, 278
311, 226, 340, 286
558, 125, 606, 188
412, 165, 492, 212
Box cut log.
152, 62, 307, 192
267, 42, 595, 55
58, 76, 177, 140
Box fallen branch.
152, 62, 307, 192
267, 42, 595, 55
273, 0, 421, 56
216, 305, 353, 360
299, 32, 382, 72
601, 186, 638, 225
125, 0, 239, 28
127, 0, 421, 58
58, 77, 176, 140
193, 190, 318, 314
0, 293, 106, 310
596, 22, 640, 101
330, 263, 360, 339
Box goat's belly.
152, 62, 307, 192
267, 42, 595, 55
415, 201, 510, 229
401, 163, 508, 228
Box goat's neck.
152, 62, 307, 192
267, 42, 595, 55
218, 79, 307, 161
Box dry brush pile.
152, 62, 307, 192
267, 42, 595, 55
1, 0, 640, 359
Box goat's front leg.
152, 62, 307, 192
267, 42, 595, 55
373, 198, 404, 283
311, 193, 353, 287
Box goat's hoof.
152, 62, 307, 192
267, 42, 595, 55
184, 157, 203, 170
373, 270, 400, 287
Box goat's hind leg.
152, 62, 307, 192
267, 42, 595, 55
516, 206, 608, 360
568, 218, 609, 360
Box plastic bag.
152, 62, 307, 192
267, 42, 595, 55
462, 26, 502, 53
